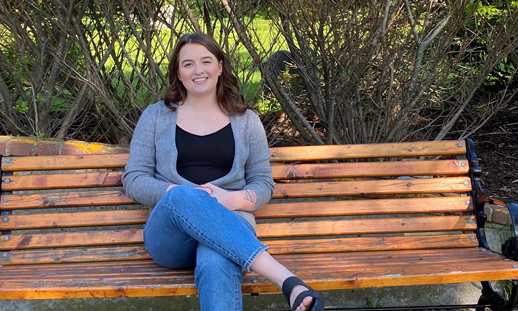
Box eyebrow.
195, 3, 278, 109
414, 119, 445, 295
181, 56, 214, 65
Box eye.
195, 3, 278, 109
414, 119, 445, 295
183, 62, 193, 68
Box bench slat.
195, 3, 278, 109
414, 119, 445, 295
0, 229, 476, 253
271, 160, 469, 179
265, 234, 478, 254
2, 250, 499, 278
272, 177, 471, 198
0, 248, 495, 274
0, 210, 148, 230
0, 245, 150, 265
1, 160, 469, 192
269, 140, 466, 162
256, 215, 476, 238
2, 172, 123, 191
1, 154, 129, 171
0, 229, 142, 250
1, 249, 516, 299
255, 196, 472, 218
0, 197, 472, 231
272, 248, 494, 264
0, 260, 160, 273
1, 214, 476, 251
0, 190, 134, 210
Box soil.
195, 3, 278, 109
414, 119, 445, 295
469, 105, 518, 200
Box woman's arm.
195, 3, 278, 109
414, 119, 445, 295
242, 111, 275, 211
123, 105, 172, 206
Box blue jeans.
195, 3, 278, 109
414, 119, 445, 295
143, 185, 268, 311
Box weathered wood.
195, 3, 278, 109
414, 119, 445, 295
269, 141, 467, 162
256, 215, 477, 238
0, 210, 148, 231
1, 154, 129, 171
0, 248, 517, 299
264, 234, 478, 255
254, 196, 473, 218
0, 190, 134, 210
271, 160, 469, 180
0, 233, 478, 263
0, 229, 143, 251
2, 172, 124, 191
272, 177, 472, 198
0, 245, 150, 266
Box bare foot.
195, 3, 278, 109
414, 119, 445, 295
290, 285, 314, 311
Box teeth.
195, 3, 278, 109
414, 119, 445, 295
193, 78, 206, 82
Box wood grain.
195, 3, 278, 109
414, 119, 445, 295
254, 196, 473, 218
269, 141, 467, 162
272, 177, 472, 198
0, 190, 134, 210
1, 248, 517, 299
271, 160, 469, 180
2, 172, 124, 191
2, 154, 129, 171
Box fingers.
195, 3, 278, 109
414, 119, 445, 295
195, 186, 214, 195
198, 183, 215, 195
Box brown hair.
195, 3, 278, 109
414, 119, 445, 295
163, 33, 247, 114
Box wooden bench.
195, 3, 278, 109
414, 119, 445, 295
1, 139, 517, 310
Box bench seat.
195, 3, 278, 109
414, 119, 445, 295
1, 139, 517, 309
0, 248, 516, 299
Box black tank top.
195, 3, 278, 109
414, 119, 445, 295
176, 123, 235, 184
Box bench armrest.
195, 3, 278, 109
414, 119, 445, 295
466, 139, 517, 256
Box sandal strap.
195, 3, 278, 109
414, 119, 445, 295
282, 276, 325, 311
281, 276, 307, 303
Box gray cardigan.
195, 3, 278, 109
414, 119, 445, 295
123, 101, 274, 229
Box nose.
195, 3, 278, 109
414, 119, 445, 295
193, 63, 204, 74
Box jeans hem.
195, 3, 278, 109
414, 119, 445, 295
243, 244, 269, 272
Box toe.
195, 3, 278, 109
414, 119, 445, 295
297, 296, 313, 311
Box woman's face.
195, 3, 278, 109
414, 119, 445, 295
177, 43, 222, 99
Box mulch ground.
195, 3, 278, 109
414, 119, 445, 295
471, 105, 518, 200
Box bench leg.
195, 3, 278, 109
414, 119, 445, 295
478, 281, 518, 311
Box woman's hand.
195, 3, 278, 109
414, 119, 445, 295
200, 183, 257, 211
199, 183, 241, 211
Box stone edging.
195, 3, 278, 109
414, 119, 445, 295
0, 136, 129, 156
484, 204, 513, 226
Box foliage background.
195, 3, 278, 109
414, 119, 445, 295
0, 0, 517, 146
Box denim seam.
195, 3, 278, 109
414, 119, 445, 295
234, 264, 242, 311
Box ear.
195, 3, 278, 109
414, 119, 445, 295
218, 60, 223, 75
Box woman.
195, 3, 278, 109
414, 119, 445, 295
123, 32, 325, 311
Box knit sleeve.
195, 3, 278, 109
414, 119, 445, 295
122, 104, 172, 207
243, 111, 275, 211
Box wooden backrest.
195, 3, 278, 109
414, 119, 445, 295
0, 140, 478, 266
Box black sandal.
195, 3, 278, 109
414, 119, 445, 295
282, 276, 326, 311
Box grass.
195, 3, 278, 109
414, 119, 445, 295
89, 13, 288, 110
